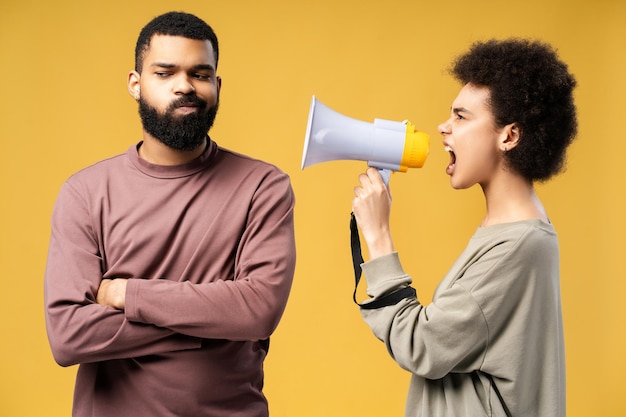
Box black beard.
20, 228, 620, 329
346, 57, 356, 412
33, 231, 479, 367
138, 94, 219, 151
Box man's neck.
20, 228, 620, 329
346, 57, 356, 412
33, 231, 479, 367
138, 133, 207, 165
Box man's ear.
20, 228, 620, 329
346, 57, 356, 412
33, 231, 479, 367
128, 70, 141, 101
501, 122, 521, 152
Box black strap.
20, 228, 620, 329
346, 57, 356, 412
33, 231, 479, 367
350, 213, 416, 309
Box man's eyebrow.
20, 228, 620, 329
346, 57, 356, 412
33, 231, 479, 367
150, 62, 176, 69
192, 64, 216, 71
149, 63, 215, 71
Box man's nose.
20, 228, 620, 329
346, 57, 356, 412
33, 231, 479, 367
173, 75, 195, 95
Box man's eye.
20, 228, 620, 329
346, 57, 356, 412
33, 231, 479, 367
193, 73, 211, 80
155, 72, 171, 78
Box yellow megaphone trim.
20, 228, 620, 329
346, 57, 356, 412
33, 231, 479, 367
399, 121, 430, 172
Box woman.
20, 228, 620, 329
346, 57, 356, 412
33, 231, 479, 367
352, 39, 577, 417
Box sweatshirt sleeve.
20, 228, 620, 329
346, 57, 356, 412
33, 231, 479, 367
359, 252, 488, 380
44, 182, 202, 367
124, 169, 296, 341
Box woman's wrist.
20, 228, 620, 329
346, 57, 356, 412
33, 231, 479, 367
364, 232, 395, 260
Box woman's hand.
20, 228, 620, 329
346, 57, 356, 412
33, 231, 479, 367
352, 167, 395, 259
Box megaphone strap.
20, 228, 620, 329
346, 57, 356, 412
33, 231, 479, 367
350, 213, 416, 310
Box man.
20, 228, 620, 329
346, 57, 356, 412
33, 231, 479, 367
352, 39, 576, 416
44, 11, 296, 417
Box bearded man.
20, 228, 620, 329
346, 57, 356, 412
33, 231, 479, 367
44, 11, 296, 417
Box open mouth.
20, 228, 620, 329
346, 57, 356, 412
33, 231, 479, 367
445, 145, 456, 174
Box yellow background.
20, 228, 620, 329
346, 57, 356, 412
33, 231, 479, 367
1, 0, 624, 416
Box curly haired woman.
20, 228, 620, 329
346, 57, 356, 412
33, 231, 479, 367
352, 39, 577, 417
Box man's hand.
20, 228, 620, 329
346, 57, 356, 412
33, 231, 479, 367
96, 279, 128, 310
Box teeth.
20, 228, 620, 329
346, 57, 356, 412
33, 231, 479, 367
445, 146, 452, 152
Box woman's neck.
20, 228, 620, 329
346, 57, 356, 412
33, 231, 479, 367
481, 174, 548, 227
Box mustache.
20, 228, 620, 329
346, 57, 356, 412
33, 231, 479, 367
167, 94, 208, 111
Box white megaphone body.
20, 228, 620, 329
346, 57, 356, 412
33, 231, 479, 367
301, 96, 429, 184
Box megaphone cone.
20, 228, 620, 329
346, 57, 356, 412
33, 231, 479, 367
301, 96, 429, 182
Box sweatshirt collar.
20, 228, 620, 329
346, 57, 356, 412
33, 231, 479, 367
129, 137, 219, 179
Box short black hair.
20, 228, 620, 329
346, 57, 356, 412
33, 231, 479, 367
134, 11, 219, 73
451, 38, 578, 182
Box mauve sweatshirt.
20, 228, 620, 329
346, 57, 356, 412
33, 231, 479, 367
44, 139, 296, 417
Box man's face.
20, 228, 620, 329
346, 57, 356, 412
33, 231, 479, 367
131, 35, 221, 151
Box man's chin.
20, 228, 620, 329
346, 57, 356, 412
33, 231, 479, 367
138, 99, 217, 151
156, 135, 206, 152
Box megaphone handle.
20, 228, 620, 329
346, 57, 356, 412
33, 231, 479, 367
378, 169, 391, 187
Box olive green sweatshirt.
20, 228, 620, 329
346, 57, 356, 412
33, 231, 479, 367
360, 219, 565, 417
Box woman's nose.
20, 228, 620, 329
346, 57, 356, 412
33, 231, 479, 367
438, 119, 450, 136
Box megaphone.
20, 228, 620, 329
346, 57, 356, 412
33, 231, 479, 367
301, 96, 429, 184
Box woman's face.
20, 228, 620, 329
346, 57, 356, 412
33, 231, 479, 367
438, 83, 507, 190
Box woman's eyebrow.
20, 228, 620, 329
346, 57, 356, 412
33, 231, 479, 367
452, 107, 472, 116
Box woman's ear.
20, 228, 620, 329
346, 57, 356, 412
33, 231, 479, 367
128, 70, 141, 101
501, 123, 521, 152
